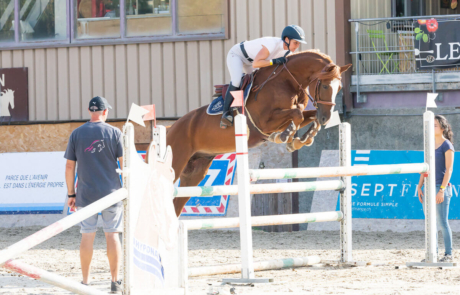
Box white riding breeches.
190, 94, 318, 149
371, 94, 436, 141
227, 44, 254, 88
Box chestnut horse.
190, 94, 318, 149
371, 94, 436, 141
154, 50, 351, 216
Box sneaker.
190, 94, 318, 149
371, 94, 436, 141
440, 255, 453, 263
111, 280, 123, 294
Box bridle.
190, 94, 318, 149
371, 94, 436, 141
282, 63, 337, 109
252, 62, 338, 109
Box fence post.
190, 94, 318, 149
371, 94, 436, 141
339, 122, 352, 263
424, 111, 437, 263
233, 114, 255, 279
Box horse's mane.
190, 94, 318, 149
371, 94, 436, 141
288, 49, 341, 80
288, 49, 333, 63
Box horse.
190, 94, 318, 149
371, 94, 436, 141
149, 50, 351, 217
0, 89, 15, 117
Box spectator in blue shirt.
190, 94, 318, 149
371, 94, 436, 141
417, 115, 455, 262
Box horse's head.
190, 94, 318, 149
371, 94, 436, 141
2, 89, 15, 109
314, 63, 352, 125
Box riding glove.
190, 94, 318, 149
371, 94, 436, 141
271, 57, 286, 65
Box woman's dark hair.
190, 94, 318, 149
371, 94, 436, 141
435, 115, 454, 143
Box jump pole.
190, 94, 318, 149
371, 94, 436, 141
189, 256, 322, 277
174, 180, 344, 197
249, 163, 428, 180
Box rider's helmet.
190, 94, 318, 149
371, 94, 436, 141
281, 25, 307, 47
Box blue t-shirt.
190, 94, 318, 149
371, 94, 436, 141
64, 122, 123, 207
435, 139, 455, 185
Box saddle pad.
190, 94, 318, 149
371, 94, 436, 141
207, 78, 253, 115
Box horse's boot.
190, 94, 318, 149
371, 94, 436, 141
220, 84, 239, 129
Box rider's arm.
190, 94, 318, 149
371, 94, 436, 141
252, 46, 272, 68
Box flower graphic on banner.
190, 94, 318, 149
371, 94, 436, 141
415, 18, 438, 43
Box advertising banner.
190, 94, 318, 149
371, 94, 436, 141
337, 150, 460, 219
414, 19, 460, 70
0, 152, 67, 214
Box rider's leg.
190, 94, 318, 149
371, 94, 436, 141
221, 50, 244, 128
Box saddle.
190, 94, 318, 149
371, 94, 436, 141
213, 72, 254, 97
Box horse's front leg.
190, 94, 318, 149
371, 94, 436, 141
286, 119, 321, 152
259, 108, 304, 144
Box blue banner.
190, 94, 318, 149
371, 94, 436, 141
336, 150, 460, 219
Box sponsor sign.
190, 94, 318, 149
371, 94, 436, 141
0, 152, 66, 214
336, 150, 460, 219
414, 19, 460, 69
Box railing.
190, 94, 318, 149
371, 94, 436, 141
349, 15, 460, 101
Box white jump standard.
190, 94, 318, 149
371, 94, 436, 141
406, 111, 457, 268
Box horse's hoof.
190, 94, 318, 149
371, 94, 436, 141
286, 142, 295, 153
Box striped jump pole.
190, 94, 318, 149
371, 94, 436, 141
189, 256, 321, 277
3, 260, 107, 295
183, 211, 343, 230
0, 188, 128, 267
249, 163, 429, 181
174, 180, 344, 197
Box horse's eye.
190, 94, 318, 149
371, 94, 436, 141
322, 85, 328, 89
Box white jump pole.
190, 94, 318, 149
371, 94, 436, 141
339, 123, 353, 263
3, 259, 107, 295
189, 256, 321, 277
183, 211, 343, 230
0, 188, 128, 266
174, 180, 344, 197
249, 163, 428, 181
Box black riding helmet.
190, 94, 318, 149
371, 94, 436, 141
281, 25, 307, 48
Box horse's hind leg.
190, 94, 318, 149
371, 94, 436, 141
173, 154, 215, 216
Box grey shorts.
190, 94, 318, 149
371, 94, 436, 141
78, 203, 123, 234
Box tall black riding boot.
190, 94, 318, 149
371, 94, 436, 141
220, 84, 240, 129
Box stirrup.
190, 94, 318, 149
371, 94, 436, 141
220, 112, 234, 129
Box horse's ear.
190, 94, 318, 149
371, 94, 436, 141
340, 64, 352, 73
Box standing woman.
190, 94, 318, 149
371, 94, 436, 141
417, 115, 455, 262
220, 25, 307, 128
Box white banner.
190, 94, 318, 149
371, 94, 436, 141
0, 152, 67, 214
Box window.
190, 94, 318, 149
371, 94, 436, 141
126, 0, 172, 37
392, 0, 426, 17
0, 0, 228, 49
20, 0, 67, 41
76, 0, 120, 38
0, 0, 15, 43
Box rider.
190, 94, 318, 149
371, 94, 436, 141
220, 25, 307, 128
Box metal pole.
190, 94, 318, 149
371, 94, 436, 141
340, 123, 353, 263
432, 69, 436, 93
355, 22, 361, 103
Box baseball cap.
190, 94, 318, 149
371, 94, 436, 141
88, 96, 113, 112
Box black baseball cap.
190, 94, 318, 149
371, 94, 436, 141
88, 96, 112, 112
